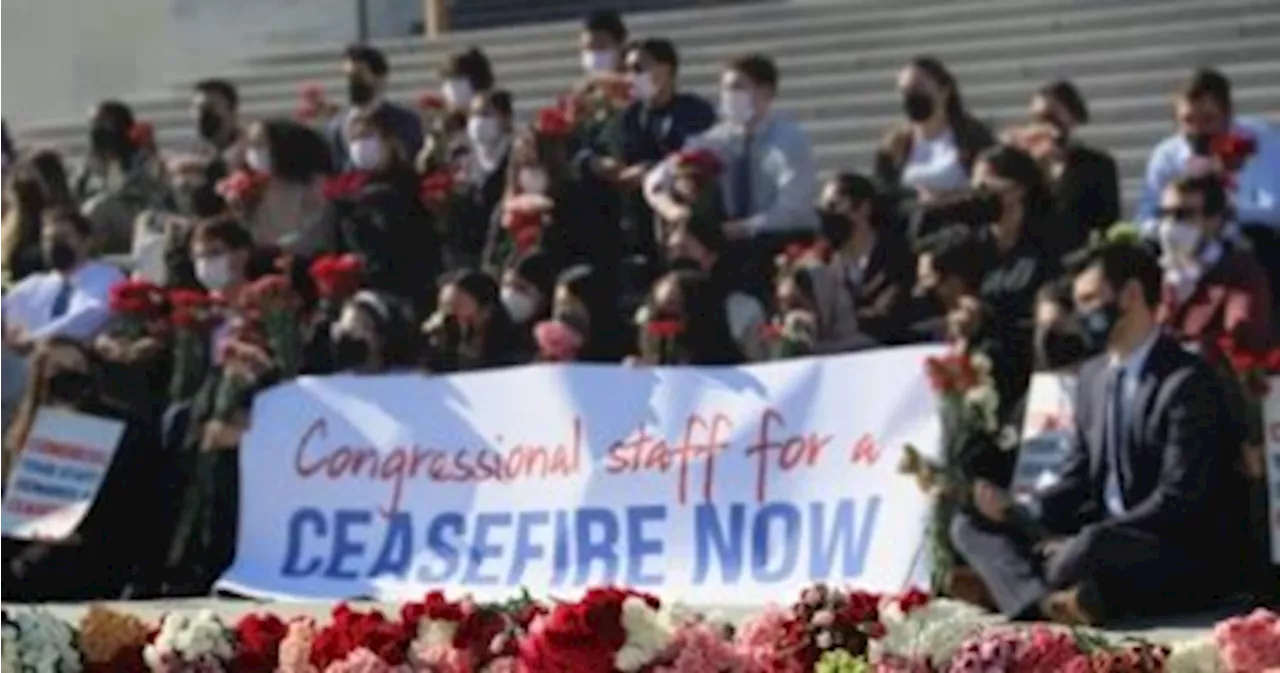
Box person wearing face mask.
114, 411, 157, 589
1032, 281, 1092, 373
874, 56, 995, 208
636, 269, 743, 366
645, 54, 818, 299
191, 79, 243, 166
544, 264, 630, 363
2, 338, 163, 600
663, 219, 767, 360
234, 119, 332, 255
501, 249, 558, 330
189, 217, 253, 299
328, 44, 424, 172
74, 101, 172, 254
812, 173, 917, 347
423, 269, 528, 372
439, 47, 495, 116
952, 242, 1246, 625
324, 291, 417, 374
1155, 175, 1272, 351
323, 112, 442, 316
439, 90, 515, 270
2, 207, 123, 354
2, 151, 74, 286
579, 9, 627, 77
1004, 80, 1119, 255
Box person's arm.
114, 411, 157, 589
1233, 135, 1280, 228
1024, 376, 1093, 530
1096, 366, 1222, 536
29, 266, 125, 341
741, 124, 819, 235
1137, 141, 1180, 237
643, 150, 692, 225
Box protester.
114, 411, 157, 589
484, 129, 586, 274
439, 47, 495, 115
637, 269, 743, 365
1155, 174, 1273, 350
874, 56, 995, 206
75, 100, 172, 253
329, 44, 424, 170
192, 78, 244, 168
951, 242, 1246, 625
664, 218, 767, 360
1032, 279, 1090, 373
547, 264, 630, 362
423, 269, 528, 372
1005, 80, 1120, 255
235, 119, 332, 253
324, 290, 418, 374
441, 89, 514, 269
501, 248, 558, 328
2, 151, 74, 286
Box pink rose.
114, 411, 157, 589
534, 319, 584, 362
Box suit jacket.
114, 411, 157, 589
1049, 143, 1120, 257
1035, 335, 1244, 551
807, 230, 918, 350
1158, 246, 1274, 351
328, 102, 425, 170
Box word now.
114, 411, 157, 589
280, 497, 881, 589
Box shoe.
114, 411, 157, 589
1040, 581, 1105, 626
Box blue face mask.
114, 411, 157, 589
1077, 301, 1120, 351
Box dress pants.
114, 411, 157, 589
950, 510, 1221, 620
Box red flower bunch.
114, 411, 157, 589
309, 254, 365, 301
310, 605, 410, 669
1061, 642, 1169, 673
502, 195, 552, 254
417, 91, 446, 112
128, 121, 155, 149
1014, 626, 1089, 673
109, 279, 170, 338
646, 318, 685, 340
535, 319, 585, 362
420, 170, 456, 208
1212, 130, 1259, 174
517, 587, 659, 673
233, 613, 289, 673
322, 171, 370, 202
924, 352, 981, 394
1214, 333, 1280, 396
1214, 608, 1280, 673
776, 240, 832, 276
672, 147, 724, 182
216, 169, 271, 206
168, 289, 221, 331
296, 82, 335, 121
535, 107, 573, 137
237, 273, 305, 377
951, 626, 1085, 673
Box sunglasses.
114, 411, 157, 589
1156, 206, 1203, 219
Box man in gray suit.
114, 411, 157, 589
951, 242, 1246, 625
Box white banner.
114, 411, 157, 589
1011, 373, 1078, 504
219, 346, 944, 605
1, 407, 126, 540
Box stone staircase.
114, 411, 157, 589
15, 0, 1280, 215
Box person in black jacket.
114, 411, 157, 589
325, 110, 442, 316
441, 89, 514, 270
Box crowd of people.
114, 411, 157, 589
2, 8, 1279, 627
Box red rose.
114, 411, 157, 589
309, 254, 365, 300
840, 590, 882, 623
322, 171, 370, 202
169, 289, 221, 331
233, 613, 288, 673
535, 107, 573, 137
109, 279, 168, 318
417, 91, 446, 111
673, 147, 724, 178
896, 587, 930, 614
646, 319, 685, 339
128, 121, 155, 148
1212, 131, 1259, 173
420, 170, 456, 206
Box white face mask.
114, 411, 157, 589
246, 147, 271, 173
1159, 219, 1203, 260
581, 49, 617, 74
721, 89, 755, 126
518, 167, 549, 195
442, 78, 474, 110
348, 138, 384, 171
467, 115, 501, 147
501, 286, 538, 323
629, 72, 656, 102
195, 254, 233, 292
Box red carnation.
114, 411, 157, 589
1212, 130, 1259, 173
420, 170, 456, 207
417, 91, 446, 111
109, 279, 167, 317
169, 289, 221, 331
233, 613, 288, 673
216, 169, 271, 205
309, 254, 365, 301
646, 319, 685, 339
322, 171, 370, 202
535, 107, 573, 137
128, 121, 155, 149
895, 587, 931, 614
673, 147, 724, 179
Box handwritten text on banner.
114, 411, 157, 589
218, 346, 943, 604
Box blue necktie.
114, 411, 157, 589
1106, 367, 1127, 492
732, 135, 754, 219
50, 278, 73, 319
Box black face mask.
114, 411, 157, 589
46, 371, 92, 406
1034, 323, 1091, 371
44, 240, 79, 271
348, 77, 376, 106
331, 334, 373, 371
197, 108, 224, 142
902, 91, 935, 123
89, 125, 126, 156
819, 209, 853, 248
1077, 301, 1121, 352
1186, 132, 1213, 157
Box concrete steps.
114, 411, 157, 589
12, 0, 1280, 217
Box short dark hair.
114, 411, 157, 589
584, 9, 627, 44
441, 47, 495, 92
922, 226, 987, 292
726, 53, 779, 92
1039, 79, 1088, 124
1078, 242, 1162, 308
487, 89, 514, 118
260, 119, 332, 183
1179, 68, 1232, 112
93, 100, 136, 132
193, 216, 253, 251
1169, 173, 1228, 217
345, 44, 390, 77
194, 78, 239, 111
42, 205, 93, 239
828, 172, 878, 205
633, 38, 679, 73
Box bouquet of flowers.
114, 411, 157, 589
401, 590, 545, 671
322, 172, 371, 203
419, 169, 458, 212
308, 605, 412, 671
215, 169, 271, 210
668, 147, 727, 236
760, 311, 817, 360
871, 594, 999, 669
1212, 607, 1280, 673
536, 106, 575, 139
734, 584, 901, 672
309, 254, 365, 305
78, 604, 151, 673
143, 610, 236, 673
233, 613, 289, 673
237, 273, 306, 379
168, 288, 222, 400
3, 609, 83, 673
534, 319, 585, 362
899, 350, 1014, 593
1211, 130, 1259, 190
640, 312, 687, 365
496, 193, 554, 264
108, 278, 170, 340
295, 82, 340, 125
518, 587, 671, 673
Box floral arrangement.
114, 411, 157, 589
168, 288, 222, 400
1211, 130, 1259, 176
899, 351, 1015, 594
236, 273, 306, 379
216, 169, 271, 209
534, 319, 584, 362
309, 254, 366, 303
323, 172, 372, 202
3, 595, 1276, 673
108, 279, 170, 339
760, 311, 817, 360
534, 107, 574, 138
419, 170, 457, 211
500, 194, 554, 259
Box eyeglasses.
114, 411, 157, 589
1156, 206, 1203, 219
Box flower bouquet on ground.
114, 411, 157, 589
108, 278, 170, 340
734, 584, 903, 672
168, 288, 223, 401
899, 350, 1013, 594
144, 610, 236, 673
871, 593, 1001, 670
518, 586, 672, 672
78, 605, 151, 673
3, 609, 83, 673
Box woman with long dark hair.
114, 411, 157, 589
874, 56, 995, 206
2, 151, 74, 285
238, 119, 332, 254
548, 264, 629, 362
637, 269, 743, 365
423, 269, 528, 372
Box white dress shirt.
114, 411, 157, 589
1, 260, 124, 341
901, 130, 970, 195
1103, 328, 1160, 516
